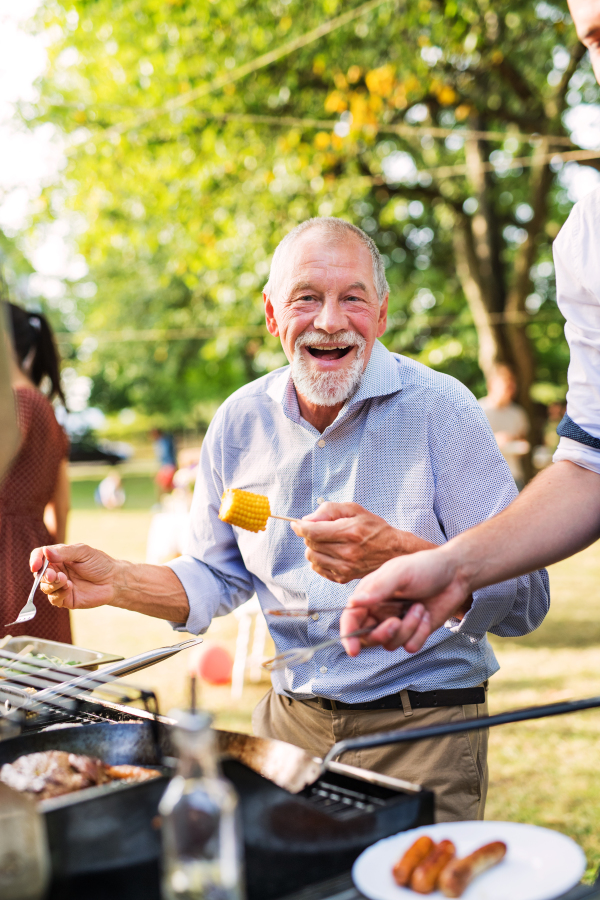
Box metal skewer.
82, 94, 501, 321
262, 626, 375, 671
264, 601, 413, 618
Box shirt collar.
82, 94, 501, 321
266, 339, 403, 421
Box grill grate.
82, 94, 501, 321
0, 647, 161, 736
302, 779, 388, 820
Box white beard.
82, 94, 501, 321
290, 330, 366, 407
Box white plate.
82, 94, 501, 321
352, 821, 586, 900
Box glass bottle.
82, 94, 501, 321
160, 709, 244, 900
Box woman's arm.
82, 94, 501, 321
44, 459, 70, 543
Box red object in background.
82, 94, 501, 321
155, 464, 176, 492
197, 646, 234, 685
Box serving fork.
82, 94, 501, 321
6, 557, 49, 627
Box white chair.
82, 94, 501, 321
231, 597, 269, 699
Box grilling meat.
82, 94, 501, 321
0, 750, 159, 800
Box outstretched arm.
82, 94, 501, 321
31, 544, 190, 624
341, 460, 600, 655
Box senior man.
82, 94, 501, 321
31, 217, 549, 822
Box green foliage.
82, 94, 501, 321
21, 0, 596, 425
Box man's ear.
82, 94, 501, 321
376, 293, 389, 338
264, 293, 280, 336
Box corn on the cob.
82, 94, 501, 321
219, 489, 271, 532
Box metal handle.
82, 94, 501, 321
323, 694, 600, 766
97, 638, 203, 678
34, 638, 203, 699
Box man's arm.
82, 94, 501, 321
33, 405, 257, 632
32, 543, 191, 623
341, 460, 600, 655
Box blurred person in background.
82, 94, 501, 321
151, 428, 177, 497
479, 364, 530, 490
95, 471, 126, 509
0, 301, 72, 643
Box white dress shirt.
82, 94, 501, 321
553, 186, 600, 474
167, 340, 549, 702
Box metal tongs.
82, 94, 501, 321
6, 558, 49, 627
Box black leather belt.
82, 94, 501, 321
310, 687, 486, 712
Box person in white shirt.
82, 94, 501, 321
337, 0, 600, 659
479, 365, 530, 490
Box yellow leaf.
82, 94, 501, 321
437, 85, 457, 105
334, 71, 348, 90
405, 75, 420, 94
279, 15, 292, 32
491, 49, 504, 65
324, 90, 348, 113
331, 133, 344, 150
455, 103, 472, 121
314, 131, 330, 150
392, 85, 408, 109
347, 65, 361, 84
365, 64, 395, 98
350, 93, 375, 128
313, 57, 326, 75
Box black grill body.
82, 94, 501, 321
0, 722, 433, 899
222, 759, 434, 900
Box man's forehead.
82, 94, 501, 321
286, 230, 374, 277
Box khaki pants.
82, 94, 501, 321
252, 687, 489, 823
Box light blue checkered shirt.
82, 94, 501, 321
169, 340, 549, 701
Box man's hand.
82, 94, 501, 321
291, 502, 436, 584
31, 544, 119, 610
340, 545, 469, 656
30, 544, 190, 622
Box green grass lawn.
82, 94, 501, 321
66, 502, 600, 881
69, 474, 157, 510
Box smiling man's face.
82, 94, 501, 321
264, 227, 388, 428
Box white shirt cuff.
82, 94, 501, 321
553, 436, 600, 476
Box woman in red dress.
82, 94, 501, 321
1, 302, 72, 643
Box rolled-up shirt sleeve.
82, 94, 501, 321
552, 186, 600, 476
166, 411, 256, 634
430, 399, 550, 641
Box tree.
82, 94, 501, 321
24, 0, 598, 457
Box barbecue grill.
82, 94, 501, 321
4, 650, 600, 900
0, 651, 435, 899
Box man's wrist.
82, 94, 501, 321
438, 537, 478, 599
110, 558, 135, 608
393, 528, 437, 556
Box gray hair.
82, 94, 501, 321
263, 217, 390, 304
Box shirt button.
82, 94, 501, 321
311, 613, 319, 621
317, 439, 326, 448
317, 497, 325, 505
320, 665, 328, 673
